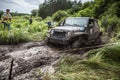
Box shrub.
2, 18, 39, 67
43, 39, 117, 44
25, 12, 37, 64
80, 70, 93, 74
15, 23, 22, 28
52, 10, 69, 22
28, 21, 48, 33
100, 15, 120, 33
0, 30, 30, 44
35, 17, 42, 21
75, 8, 93, 17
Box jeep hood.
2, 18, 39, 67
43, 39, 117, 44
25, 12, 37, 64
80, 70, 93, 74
52, 26, 85, 32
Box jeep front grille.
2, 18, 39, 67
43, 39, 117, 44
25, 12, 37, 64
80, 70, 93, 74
53, 31, 66, 38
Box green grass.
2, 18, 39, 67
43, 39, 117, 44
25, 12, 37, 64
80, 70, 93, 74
0, 30, 30, 44
49, 44, 120, 80
0, 16, 48, 44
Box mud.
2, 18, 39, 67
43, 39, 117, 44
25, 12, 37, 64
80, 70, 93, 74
0, 42, 62, 80
0, 36, 109, 80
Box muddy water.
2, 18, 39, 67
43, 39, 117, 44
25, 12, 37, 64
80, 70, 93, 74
0, 42, 62, 80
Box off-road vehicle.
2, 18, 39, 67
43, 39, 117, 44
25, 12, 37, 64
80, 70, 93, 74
46, 17, 102, 48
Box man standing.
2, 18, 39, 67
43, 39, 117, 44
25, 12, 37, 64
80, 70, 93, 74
47, 20, 51, 29
2, 9, 12, 30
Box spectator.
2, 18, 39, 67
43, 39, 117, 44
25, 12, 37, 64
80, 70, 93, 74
29, 16, 33, 25
2, 9, 12, 30
47, 20, 51, 29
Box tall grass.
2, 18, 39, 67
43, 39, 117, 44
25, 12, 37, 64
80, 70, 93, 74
49, 44, 120, 80
0, 16, 48, 44
0, 30, 30, 44
28, 21, 48, 33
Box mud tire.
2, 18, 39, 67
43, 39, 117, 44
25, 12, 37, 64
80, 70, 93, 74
44, 38, 51, 45
94, 37, 102, 45
72, 39, 81, 48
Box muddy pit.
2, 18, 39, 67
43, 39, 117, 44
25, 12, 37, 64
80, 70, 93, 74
0, 42, 63, 80
0, 36, 109, 80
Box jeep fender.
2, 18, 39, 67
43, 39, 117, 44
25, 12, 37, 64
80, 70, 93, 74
69, 33, 89, 45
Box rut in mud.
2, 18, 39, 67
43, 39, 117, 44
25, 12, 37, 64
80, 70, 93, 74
0, 42, 63, 80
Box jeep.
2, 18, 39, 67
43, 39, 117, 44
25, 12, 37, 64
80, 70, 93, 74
46, 17, 102, 48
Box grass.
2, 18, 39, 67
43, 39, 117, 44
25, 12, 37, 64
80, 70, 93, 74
0, 16, 48, 44
48, 44, 120, 80
0, 30, 30, 44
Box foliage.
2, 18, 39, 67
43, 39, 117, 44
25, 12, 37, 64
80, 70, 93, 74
11, 12, 29, 16
0, 16, 48, 44
38, 0, 77, 18
31, 9, 38, 17
50, 44, 120, 80
52, 10, 69, 22
67, 1, 82, 15
35, 17, 42, 21
0, 30, 30, 44
75, 8, 93, 17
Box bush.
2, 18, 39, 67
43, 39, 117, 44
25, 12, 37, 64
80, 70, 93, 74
14, 23, 22, 28
28, 21, 47, 33
75, 8, 93, 17
0, 30, 30, 44
52, 10, 69, 22
35, 17, 42, 21
100, 15, 120, 33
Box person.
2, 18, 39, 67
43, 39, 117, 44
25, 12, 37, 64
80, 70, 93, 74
47, 20, 51, 29
29, 16, 33, 25
2, 9, 12, 30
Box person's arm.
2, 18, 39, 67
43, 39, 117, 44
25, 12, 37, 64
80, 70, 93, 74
2, 13, 5, 22
9, 14, 12, 22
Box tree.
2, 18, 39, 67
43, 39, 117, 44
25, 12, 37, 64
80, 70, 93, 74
52, 10, 69, 22
31, 9, 38, 17
38, 0, 74, 18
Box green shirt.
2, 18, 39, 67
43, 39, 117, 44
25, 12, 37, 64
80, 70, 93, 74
2, 13, 12, 23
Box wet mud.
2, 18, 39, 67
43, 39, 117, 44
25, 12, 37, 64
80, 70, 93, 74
0, 42, 62, 80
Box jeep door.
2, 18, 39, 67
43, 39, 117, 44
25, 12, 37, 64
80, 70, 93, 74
88, 19, 100, 40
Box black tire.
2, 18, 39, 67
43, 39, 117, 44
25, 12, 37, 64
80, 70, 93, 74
72, 39, 81, 48
94, 37, 102, 45
44, 37, 51, 45
93, 32, 102, 45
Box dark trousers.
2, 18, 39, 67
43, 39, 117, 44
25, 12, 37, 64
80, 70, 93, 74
3, 22, 10, 30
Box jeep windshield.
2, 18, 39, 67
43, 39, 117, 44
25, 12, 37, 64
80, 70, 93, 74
64, 17, 88, 27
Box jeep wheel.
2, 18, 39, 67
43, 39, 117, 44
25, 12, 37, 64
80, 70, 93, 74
44, 37, 51, 45
94, 37, 102, 45
72, 40, 81, 48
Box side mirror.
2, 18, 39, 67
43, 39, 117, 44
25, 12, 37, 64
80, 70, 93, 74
59, 19, 65, 26
84, 25, 87, 27
58, 22, 63, 26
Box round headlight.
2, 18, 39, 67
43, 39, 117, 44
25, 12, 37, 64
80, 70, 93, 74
79, 27, 85, 31
67, 32, 71, 37
50, 30, 54, 35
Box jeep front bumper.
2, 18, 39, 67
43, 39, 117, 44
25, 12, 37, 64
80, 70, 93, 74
48, 37, 70, 45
